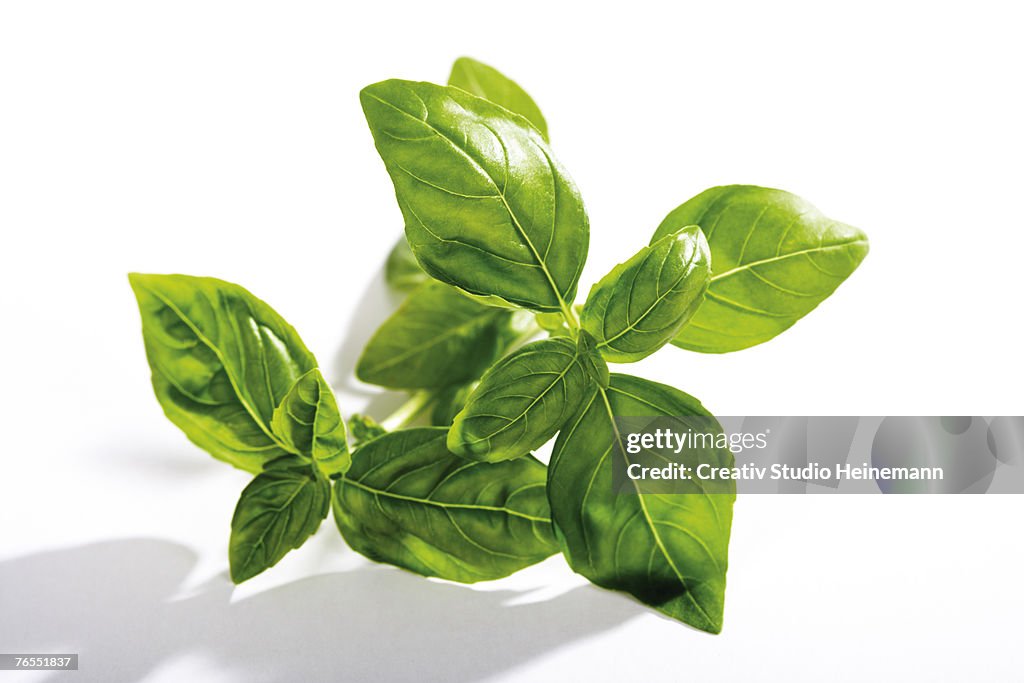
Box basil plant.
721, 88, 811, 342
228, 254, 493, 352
130, 57, 868, 634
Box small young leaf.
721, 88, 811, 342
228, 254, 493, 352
447, 337, 591, 462
361, 79, 588, 314
229, 464, 330, 583
129, 273, 317, 473
333, 428, 557, 582
576, 331, 610, 389
547, 374, 735, 633
270, 368, 350, 476
384, 237, 429, 294
348, 413, 387, 447
448, 57, 549, 141
652, 186, 869, 353
356, 281, 509, 389
582, 226, 710, 362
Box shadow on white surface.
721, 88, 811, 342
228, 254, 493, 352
98, 445, 225, 481
0, 540, 641, 683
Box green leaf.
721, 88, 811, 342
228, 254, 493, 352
332, 428, 557, 582
384, 237, 429, 294
348, 413, 387, 447
229, 462, 330, 583
448, 57, 549, 141
576, 331, 610, 389
430, 383, 475, 427
447, 337, 591, 462
270, 368, 350, 476
129, 273, 317, 473
360, 79, 589, 314
356, 281, 510, 390
582, 226, 710, 362
652, 186, 869, 353
428, 309, 539, 427
547, 374, 735, 633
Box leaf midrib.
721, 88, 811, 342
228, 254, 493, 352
464, 342, 579, 447
367, 88, 576, 318
341, 476, 551, 523
144, 285, 297, 456
710, 239, 867, 283
596, 385, 717, 627
598, 243, 697, 349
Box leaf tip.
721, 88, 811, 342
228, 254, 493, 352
358, 79, 399, 112
127, 272, 164, 306
851, 227, 871, 262
228, 557, 257, 585
127, 271, 150, 290
451, 55, 478, 68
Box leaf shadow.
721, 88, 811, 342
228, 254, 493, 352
96, 443, 225, 481
0, 539, 642, 683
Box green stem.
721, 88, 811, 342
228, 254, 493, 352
380, 390, 435, 431
559, 300, 581, 334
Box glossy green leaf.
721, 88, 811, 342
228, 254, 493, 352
348, 413, 387, 447
356, 281, 509, 389
229, 462, 330, 583
547, 374, 735, 633
361, 79, 589, 314
332, 428, 557, 582
583, 226, 710, 362
652, 186, 869, 353
448, 337, 591, 462
448, 57, 549, 141
270, 368, 350, 476
129, 273, 317, 473
384, 237, 429, 294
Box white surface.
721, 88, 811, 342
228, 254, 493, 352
2, 1, 1022, 681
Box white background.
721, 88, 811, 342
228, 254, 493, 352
2, 1, 1022, 681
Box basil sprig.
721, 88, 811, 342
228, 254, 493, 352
130, 57, 868, 633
